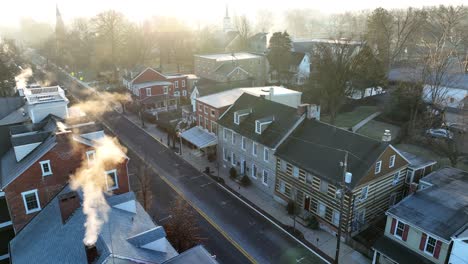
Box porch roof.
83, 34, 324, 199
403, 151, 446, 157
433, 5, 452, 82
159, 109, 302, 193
180, 126, 217, 149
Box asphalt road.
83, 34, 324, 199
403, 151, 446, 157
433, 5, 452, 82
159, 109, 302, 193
30, 54, 328, 264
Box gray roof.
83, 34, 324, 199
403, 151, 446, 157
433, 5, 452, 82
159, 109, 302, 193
218, 93, 302, 148
133, 81, 173, 90
10, 189, 179, 264
398, 150, 437, 170
373, 236, 432, 264
195, 78, 253, 97
0, 97, 25, 121
163, 245, 218, 264
388, 67, 468, 91
387, 167, 468, 241
0, 106, 29, 126
276, 119, 389, 188
127, 226, 166, 247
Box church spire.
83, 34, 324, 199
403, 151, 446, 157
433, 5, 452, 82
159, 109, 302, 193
225, 4, 229, 18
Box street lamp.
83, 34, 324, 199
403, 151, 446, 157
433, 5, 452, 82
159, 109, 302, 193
334, 151, 351, 264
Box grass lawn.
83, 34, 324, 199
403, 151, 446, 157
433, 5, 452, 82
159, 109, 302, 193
321, 106, 379, 128
357, 120, 400, 141
396, 143, 468, 171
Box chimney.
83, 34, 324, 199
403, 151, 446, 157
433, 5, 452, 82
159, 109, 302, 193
58, 191, 80, 224
382, 130, 392, 142
85, 244, 99, 264
307, 104, 321, 120
409, 183, 418, 194
297, 103, 308, 116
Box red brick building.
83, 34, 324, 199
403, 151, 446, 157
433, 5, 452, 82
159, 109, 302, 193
123, 68, 190, 113
0, 117, 129, 260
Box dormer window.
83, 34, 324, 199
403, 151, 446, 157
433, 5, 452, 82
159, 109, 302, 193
255, 120, 273, 134
234, 109, 251, 125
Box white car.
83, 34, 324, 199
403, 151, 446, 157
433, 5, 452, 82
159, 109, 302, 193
425, 128, 453, 139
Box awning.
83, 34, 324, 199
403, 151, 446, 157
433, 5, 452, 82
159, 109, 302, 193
181, 126, 217, 149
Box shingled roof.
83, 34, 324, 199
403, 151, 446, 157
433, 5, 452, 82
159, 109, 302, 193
217, 93, 302, 149
276, 119, 388, 188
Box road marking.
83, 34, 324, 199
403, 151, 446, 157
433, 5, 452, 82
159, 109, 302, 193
190, 175, 204, 180
200, 182, 214, 188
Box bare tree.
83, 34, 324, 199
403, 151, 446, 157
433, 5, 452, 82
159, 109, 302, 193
164, 197, 203, 252
255, 10, 274, 33
135, 163, 153, 212
234, 15, 252, 51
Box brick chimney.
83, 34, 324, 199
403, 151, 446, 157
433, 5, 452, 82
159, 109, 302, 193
85, 244, 99, 264
58, 191, 80, 224
409, 182, 418, 194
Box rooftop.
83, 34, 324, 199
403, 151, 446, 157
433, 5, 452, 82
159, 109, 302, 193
398, 150, 437, 170
23, 85, 68, 105
387, 167, 468, 241
195, 52, 262, 61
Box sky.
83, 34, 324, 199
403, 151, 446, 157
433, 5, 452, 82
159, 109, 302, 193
1, 0, 466, 27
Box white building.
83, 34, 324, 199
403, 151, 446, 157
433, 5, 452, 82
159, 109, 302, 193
449, 227, 468, 264
23, 86, 69, 123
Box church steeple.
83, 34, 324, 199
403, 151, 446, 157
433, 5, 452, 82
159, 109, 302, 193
225, 4, 229, 18
223, 4, 233, 33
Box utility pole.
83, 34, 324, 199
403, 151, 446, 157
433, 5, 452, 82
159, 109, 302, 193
335, 151, 349, 264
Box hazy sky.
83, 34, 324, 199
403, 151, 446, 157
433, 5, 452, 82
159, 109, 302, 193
1, 0, 466, 27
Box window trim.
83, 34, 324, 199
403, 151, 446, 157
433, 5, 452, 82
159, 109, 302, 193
105, 169, 119, 191
182, 80, 186, 87
389, 155, 396, 168
231, 152, 236, 166
163, 86, 169, 94
223, 148, 228, 161
182, 90, 187, 96
375, 161, 382, 174
317, 202, 326, 217
360, 185, 369, 200
174, 80, 179, 88
223, 128, 228, 141
241, 137, 246, 151
262, 170, 268, 186
394, 219, 406, 240
251, 163, 257, 179
263, 148, 269, 162
319, 179, 328, 193
332, 209, 340, 226
252, 142, 258, 156
279, 180, 286, 194
40, 160, 52, 176
424, 235, 437, 256
232, 132, 236, 144
292, 166, 299, 178
204, 106, 208, 114
146, 87, 152, 96
21, 189, 41, 214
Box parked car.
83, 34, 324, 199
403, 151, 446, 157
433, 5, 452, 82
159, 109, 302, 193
425, 128, 453, 139
447, 123, 467, 134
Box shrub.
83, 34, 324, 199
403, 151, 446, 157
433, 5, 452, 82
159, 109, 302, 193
229, 167, 237, 179
240, 175, 251, 186
286, 200, 296, 215
306, 215, 319, 230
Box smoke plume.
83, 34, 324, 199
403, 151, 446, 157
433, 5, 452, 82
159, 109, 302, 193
69, 136, 127, 246
74, 92, 131, 117
15, 67, 33, 88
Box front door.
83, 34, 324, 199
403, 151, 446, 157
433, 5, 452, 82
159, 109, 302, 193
304, 195, 311, 211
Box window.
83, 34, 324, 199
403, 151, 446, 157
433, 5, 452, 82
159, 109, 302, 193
424, 236, 437, 255
174, 80, 179, 88
375, 161, 382, 174
106, 169, 118, 191
355, 209, 366, 224
223, 148, 228, 161
210, 121, 217, 134
211, 109, 215, 117
163, 86, 168, 94
204, 117, 209, 130
264, 148, 269, 162
174, 91, 180, 97
182, 90, 187, 96
319, 180, 328, 193
40, 160, 52, 176
292, 166, 299, 178
360, 186, 369, 200
86, 150, 96, 165
182, 80, 186, 87
146, 87, 152, 96
241, 137, 246, 150
232, 132, 236, 144
392, 172, 400, 185
262, 170, 268, 186
204, 106, 208, 114
22, 189, 41, 214
199, 115, 203, 127
317, 202, 326, 217
306, 173, 313, 184
223, 128, 227, 141
251, 163, 257, 178
332, 210, 340, 226
234, 112, 240, 124
231, 152, 236, 166
280, 160, 287, 172
389, 155, 396, 168
252, 143, 258, 156
198, 104, 202, 111
279, 180, 286, 194
395, 220, 405, 239
255, 121, 261, 134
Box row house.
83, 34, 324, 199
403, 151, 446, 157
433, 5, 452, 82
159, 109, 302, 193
0, 117, 129, 262
274, 119, 410, 237
216, 92, 311, 196
123, 68, 190, 113
372, 167, 468, 264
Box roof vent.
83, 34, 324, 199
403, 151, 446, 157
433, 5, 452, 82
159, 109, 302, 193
382, 130, 391, 142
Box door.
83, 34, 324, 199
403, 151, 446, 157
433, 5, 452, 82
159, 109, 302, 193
240, 159, 246, 175
303, 195, 311, 211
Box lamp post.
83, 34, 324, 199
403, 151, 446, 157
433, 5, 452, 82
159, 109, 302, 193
334, 151, 351, 264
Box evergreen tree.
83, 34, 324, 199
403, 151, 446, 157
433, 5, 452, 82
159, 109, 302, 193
267, 31, 292, 84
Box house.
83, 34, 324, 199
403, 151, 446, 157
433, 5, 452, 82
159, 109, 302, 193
182, 86, 302, 153
269, 52, 311, 86
123, 68, 191, 114
372, 167, 468, 264
194, 52, 268, 86
397, 150, 437, 193
217, 93, 313, 196
9, 189, 218, 264
275, 120, 410, 237
449, 226, 468, 264
0, 116, 129, 263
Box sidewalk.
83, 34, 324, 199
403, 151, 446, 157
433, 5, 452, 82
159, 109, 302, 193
122, 111, 370, 264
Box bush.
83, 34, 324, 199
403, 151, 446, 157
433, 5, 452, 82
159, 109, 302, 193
229, 167, 237, 179
306, 215, 319, 230
240, 175, 251, 186
287, 200, 296, 215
